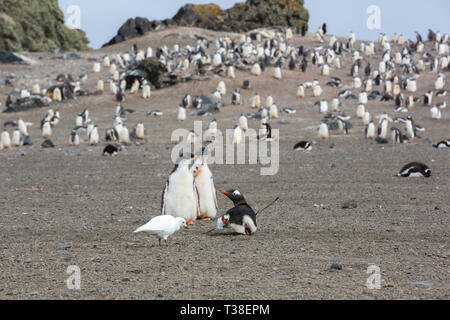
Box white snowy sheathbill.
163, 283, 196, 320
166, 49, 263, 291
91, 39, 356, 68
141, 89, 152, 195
161, 153, 199, 225
134, 215, 188, 246
190, 146, 218, 221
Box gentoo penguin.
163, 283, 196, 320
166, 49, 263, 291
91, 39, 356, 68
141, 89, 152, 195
378, 118, 390, 139
204, 119, 218, 142
119, 126, 130, 145
134, 215, 187, 246
391, 127, 405, 144
397, 162, 431, 178
142, 84, 151, 99
232, 125, 243, 146
93, 62, 101, 73
11, 130, 22, 147
297, 85, 305, 99
161, 153, 199, 225
177, 105, 187, 121
103, 144, 119, 156
97, 80, 104, 93
251, 94, 261, 108
435, 73, 445, 90
17, 118, 28, 136
274, 67, 282, 80
218, 189, 257, 235
227, 65, 236, 79
270, 104, 279, 119
242, 80, 251, 90
89, 125, 99, 145
251, 63, 262, 76
69, 130, 80, 146
42, 121, 52, 138
356, 104, 366, 119
365, 122, 376, 139
136, 121, 145, 140
190, 147, 218, 221
332, 98, 341, 112
232, 88, 243, 105
186, 130, 199, 145
313, 84, 323, 97
258, 123, 273, 141
363, 111, 371, 125
266, 95, 274, 107
1, 130, 11, 149
217, 81, 226, 96
318, 122, 329, 141
424, 91, 433, 106
433, 139, 450, 148
239, 114, 249, 132
293, 141, 312, 151
405, 116, 416, 140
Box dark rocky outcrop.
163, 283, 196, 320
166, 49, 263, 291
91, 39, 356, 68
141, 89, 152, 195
0, 0, 89, 52
0, 50, 25, 64
104, 0, 309, 47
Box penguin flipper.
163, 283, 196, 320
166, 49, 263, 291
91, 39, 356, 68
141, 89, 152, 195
161, 181, 168, 215
194, 182, 201, 217
211, 178, 218, 210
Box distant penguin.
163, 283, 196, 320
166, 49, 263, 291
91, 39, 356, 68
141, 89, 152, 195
431, 106, 442, 120
217, 80, 226, 96
318, 122, 329, 141
119, 126, 130, 144
218, 190, 257, 235
251, 63, 262, 76
274, 67, 282, 80
42, 121, 52, 138
93, 62, 101, 73
363, 111, 371, 125
232, 125, 242, 146
252, 93, 261, 108
136, 121, 145, 140
161, 153, 199, 225
293, 141, 312, 151
103, 144, 119, 156
365, 122, 376, 139
186, 130, 199, 145
297, 85, 305, 99
227, 65, 236, 79
433, 139, 450, 148
177, 105, 187, 121
239, 114, 249, 132
17, 118, 28, 136
69, 130, 80, 146
313, 84, 323, 97
356, 104, 366, 119
1, 130, 11, 149
232, 88, 243, 105
391, 127, 404, 144
270, 104, 279, 119
405, 116, 416, 140
378, 118, 389, 139
266, 95, 274, 107
11, 130, 22, 147
89, 125, 99, 145
142, 84, 151, 99
190, 148, 218, 221
97, 80, 104, 93
397, 162, 431, 178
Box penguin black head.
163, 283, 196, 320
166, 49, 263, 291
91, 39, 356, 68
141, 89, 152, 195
220, 189, 246, 205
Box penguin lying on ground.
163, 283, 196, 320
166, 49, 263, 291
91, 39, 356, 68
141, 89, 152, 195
433, 139, 450, 148
397, 162, 431, 177
217, 189, 258, 235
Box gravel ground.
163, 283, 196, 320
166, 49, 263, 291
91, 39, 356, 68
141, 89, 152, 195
0, 27, 449, 300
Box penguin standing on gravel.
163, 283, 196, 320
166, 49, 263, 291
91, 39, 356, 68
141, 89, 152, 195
161, 153, 200, 225
218, 189, 258, 235
190, 146, 218, 221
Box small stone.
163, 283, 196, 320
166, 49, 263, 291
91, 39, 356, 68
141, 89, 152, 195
24, 258, 32, 263
342, 201, 357, 209
56, 243, 72, 249
330, 263, 342, 271
411, 281, 434, 287
435, 205, 441, 211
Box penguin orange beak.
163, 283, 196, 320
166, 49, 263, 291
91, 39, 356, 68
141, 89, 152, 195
220, 190, 229, 195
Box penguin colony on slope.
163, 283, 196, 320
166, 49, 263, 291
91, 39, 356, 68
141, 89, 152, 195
1, 25, 449, 245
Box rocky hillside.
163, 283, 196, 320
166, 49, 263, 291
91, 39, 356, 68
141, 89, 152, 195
0, 0, 89, 52
104, 0, 309, 47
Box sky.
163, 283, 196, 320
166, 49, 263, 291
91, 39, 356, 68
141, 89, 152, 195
58, 0, 450, 49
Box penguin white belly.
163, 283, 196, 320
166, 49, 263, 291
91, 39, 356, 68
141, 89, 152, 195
166, 172, 197, 222
194, 169, 217, 219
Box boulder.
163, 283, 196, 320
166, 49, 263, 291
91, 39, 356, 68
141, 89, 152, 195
0, 50, 24, 64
